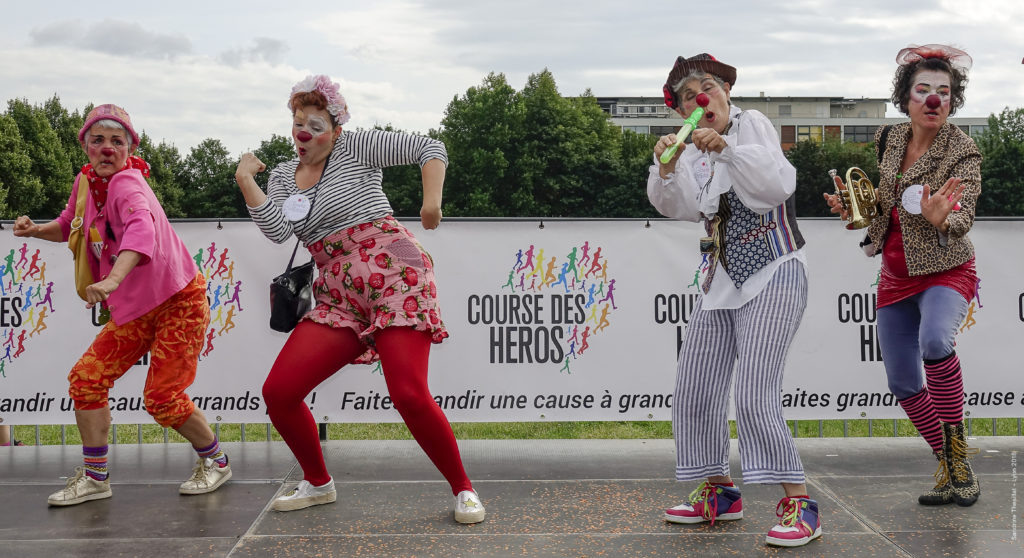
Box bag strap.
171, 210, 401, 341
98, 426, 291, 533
284, 237, 304, 271
70, 173, 88, 232
876, 125, 891, 164
283, 152, 331, 272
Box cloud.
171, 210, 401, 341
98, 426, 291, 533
0, 43, 449, 155
29, 19, 192, 59
5, 0, 1022, 156
219, 38, 289, 66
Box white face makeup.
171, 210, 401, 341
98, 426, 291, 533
910, 70, 951, 108
678, 77, 730, 133
293, 110, 331, 137
306, 115, 331, 137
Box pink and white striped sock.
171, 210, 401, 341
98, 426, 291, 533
925, 353, 964, 424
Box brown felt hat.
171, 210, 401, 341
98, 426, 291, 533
662, 54, 737, 108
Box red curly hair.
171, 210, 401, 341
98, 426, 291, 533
288, 91, 337, 126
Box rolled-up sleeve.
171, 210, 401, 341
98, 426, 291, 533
114, 189, 156, 265
248, 169, 294, 244
349, 129, 448, 169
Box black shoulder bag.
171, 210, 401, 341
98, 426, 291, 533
269, 238, 316, 333
269, 156, 329, 332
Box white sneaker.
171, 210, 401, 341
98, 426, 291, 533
454, 490, 486, 524
272, 479, 337, 511
180, 457, 233, 495
48, 467, 112, 506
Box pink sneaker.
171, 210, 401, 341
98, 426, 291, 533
664, 481, 743, 525
765, 497, 822, 547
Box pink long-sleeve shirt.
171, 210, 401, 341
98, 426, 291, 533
57, 169, 198, 324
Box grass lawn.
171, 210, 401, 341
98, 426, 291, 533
7, 418, 1022, 445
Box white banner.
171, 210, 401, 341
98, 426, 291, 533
1, 219, 1022, 425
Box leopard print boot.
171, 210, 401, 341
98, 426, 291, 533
918, 451, 954, 505
942, 421, 980, 507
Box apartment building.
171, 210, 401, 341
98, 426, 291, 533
596, 94, 990, 150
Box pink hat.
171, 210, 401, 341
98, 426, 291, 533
78, 104, 139, 146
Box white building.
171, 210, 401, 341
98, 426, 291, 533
596, 95, 990, 150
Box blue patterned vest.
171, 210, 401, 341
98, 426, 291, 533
718, 189, 805, 289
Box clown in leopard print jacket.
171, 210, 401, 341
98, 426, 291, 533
864, 122, 982, 276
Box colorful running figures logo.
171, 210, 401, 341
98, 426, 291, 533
467, 241, 619, 373
959, 278, 982, 334
194, 242, 245, 360
687, 253, 712, 289
1, 243, 57, 377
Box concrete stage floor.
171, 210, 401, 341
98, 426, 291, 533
1, 437, 1021, 557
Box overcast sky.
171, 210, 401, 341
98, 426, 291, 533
3, 0, 1022, 155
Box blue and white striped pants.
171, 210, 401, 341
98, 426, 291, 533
673, 259, 808, 485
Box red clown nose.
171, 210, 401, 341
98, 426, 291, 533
101, 147, 115, 156
695, 93, 710, 108
296, 131, 313, 142
925, 95, 941, 110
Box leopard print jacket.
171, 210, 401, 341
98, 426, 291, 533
865, 122, 981, 276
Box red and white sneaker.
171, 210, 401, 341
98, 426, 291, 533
664, 481, 743, 525
765, 496, 822, 547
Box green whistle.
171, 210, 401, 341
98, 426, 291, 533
659, 93, 710, 164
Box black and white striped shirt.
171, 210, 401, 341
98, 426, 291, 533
249, 129, 447, 245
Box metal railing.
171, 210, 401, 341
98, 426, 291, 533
12, 417, 1024, 446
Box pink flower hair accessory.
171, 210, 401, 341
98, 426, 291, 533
896, 44, 972, 72
290, 74, 351, 125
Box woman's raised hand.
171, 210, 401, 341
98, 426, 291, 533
236, 153, 266, 182
12, 216, 38, 238
921, 177, 965, 230
654, 134, 681, 178
691, 128, 727, 154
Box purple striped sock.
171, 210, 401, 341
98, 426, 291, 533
83, 445, 109, 481
925, 353, 964, 424
194, 437, 228, 467
898, 390, 943, 453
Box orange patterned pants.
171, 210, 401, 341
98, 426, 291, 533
68, 273, 209, 428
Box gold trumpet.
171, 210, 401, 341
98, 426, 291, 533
829, 167, 878, 230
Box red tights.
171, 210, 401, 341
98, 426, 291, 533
262, 322, 473, 495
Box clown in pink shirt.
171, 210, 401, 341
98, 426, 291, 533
13, 104, 233, 507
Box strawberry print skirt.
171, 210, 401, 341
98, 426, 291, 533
303, 216, 448, 363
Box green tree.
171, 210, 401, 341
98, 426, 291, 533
6, 98, 74, 218
253, 134, 297, 192
593, 128, 659, 218
0, 114, 44, 218
974, 108, 1024, 216
437, 70, 659, 218
41, 95, 88, 172
136, 133, 186, 217
562, 91, 658, 218
438, 72, 522, 216
377, 125, 433, 217
178, 139, 243, 218
786, 137, 878, 218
